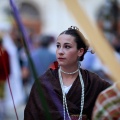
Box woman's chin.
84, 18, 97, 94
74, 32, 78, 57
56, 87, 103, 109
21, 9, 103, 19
58, 62, 66, 66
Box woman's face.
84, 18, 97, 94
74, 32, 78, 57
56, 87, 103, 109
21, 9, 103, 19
56, 34, 83, 67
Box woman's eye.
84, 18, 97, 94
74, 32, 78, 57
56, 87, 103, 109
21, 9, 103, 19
65, 45, 71, 49
56, 44, 60, 48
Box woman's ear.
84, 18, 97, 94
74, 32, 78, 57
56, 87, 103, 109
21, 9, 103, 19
78, 48, 84, 57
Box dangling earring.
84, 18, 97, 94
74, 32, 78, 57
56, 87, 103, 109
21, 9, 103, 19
77, 56, 81, 68
78, 61, 81, 68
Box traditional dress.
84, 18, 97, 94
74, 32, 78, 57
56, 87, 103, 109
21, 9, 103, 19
24, 67, 111, 120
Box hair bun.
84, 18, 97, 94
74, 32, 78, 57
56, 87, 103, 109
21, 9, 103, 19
68, 26, 79, 31
90, 50, 95, 54
87, 49, 95, 54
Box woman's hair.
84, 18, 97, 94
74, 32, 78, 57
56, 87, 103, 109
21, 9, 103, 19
59, 26, 89, 61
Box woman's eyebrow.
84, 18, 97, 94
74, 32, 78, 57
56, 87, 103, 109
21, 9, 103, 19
64, 43, 72, 45
56, 42, 72, 45
56, 42, 60, 44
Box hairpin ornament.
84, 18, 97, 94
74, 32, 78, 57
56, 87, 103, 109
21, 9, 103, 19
68, 26, 79, 31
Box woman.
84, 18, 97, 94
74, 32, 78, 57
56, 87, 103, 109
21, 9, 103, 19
24, 26, 111, 120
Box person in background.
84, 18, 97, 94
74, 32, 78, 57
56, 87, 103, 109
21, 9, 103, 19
24, 26, 111, 120
31, 35, 56, 76
23, 35, 56, 99
2, 25, 25, 112
0, 37, 10, 120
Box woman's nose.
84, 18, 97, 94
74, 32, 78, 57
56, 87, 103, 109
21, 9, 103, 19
58, 48, 64, 54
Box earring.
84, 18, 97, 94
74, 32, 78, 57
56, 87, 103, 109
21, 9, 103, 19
78, 61, 81, 68
77, 56, 81, 68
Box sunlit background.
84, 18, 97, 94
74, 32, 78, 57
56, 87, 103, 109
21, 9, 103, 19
0, 0, 120, 120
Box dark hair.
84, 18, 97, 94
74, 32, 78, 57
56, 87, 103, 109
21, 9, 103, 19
39, 35, 55, 48
59, 26, 89, 61
0, 37, 3, 45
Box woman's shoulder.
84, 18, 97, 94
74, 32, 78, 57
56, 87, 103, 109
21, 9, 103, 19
40, 61, 59, 81
39, 68, 58, 82
31, 68, 58, 92
80, 68, 111, 86
80, 68, 100, 78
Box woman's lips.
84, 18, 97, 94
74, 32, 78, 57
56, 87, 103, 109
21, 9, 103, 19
58, 58, 65, 60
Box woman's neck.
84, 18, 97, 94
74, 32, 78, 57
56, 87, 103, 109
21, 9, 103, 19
60, 64, 78, 73
60, 65, 79, 86
61, 72, 79, 86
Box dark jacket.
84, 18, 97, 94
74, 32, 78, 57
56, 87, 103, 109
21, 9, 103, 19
24, 68, 111, 120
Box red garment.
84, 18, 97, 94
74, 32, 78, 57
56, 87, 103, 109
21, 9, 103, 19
49, 61, 58, 70
71, 115, 87, 120
0, 47, 10, 81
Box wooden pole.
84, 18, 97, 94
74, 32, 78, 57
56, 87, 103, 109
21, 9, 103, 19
64, 0, 120, 84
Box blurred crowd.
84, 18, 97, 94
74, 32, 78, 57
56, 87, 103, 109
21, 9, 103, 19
0, 0, 120, 120
82, 0, 120, 84
0, 2, 56, 119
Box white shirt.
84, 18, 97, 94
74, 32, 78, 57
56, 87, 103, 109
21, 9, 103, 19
3, 34, 25, 109
63, 84, 72, 94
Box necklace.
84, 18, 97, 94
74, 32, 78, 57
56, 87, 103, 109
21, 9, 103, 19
58, 68, 84, 120
60, 67, 79, 75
